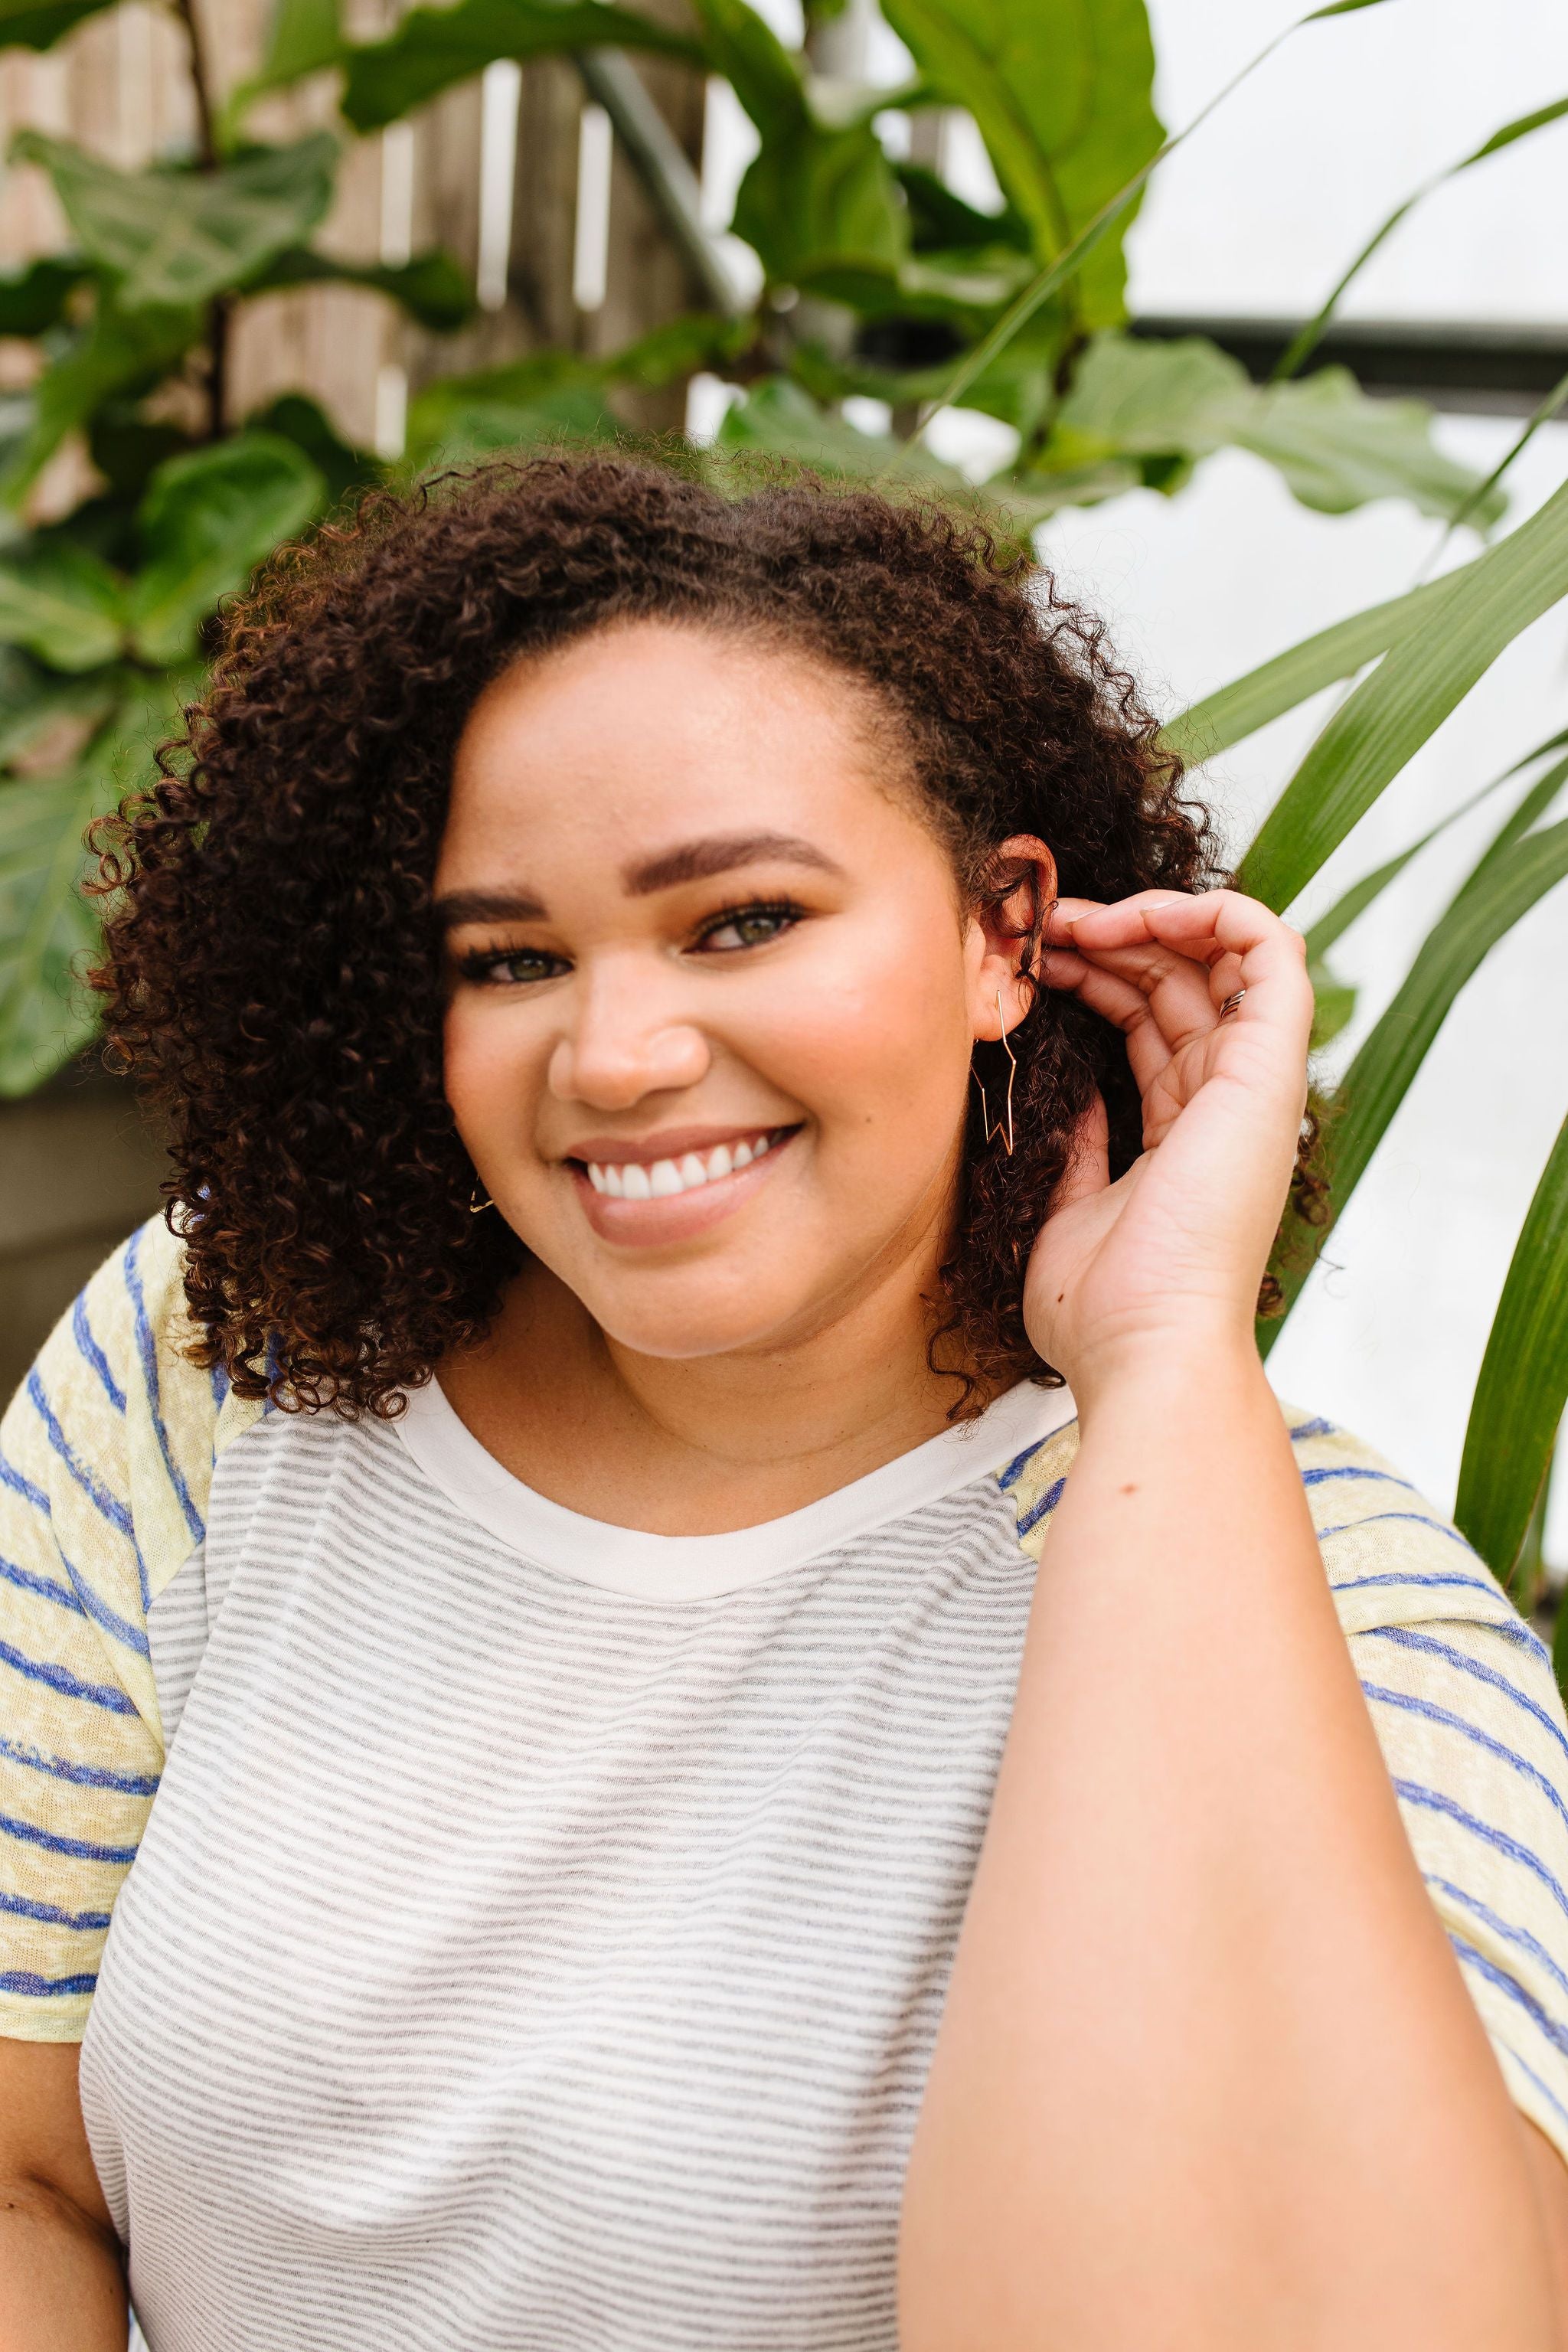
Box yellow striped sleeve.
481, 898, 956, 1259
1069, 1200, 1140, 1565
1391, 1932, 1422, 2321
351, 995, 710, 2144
0, 1215, 253, 2041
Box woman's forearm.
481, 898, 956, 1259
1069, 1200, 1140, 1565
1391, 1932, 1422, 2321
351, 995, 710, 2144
899, 1343, 1558, 2352
0, 2188, 126, 2350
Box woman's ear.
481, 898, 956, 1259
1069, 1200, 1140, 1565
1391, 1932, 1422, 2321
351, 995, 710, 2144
968, 833, 1057, 1040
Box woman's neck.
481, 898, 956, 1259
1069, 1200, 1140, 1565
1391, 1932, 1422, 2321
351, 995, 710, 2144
437, 1249, 987, 1537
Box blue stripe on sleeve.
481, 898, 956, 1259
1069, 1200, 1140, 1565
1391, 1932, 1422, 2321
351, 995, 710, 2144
1018, 1476, 1067, 1537
1302, 1465, 1419, 1493
0, 1730, 158, 1796
1363, 1682, 1568, 1837
0, 1547, 82, 1615
0, 1884, 113, 1933
0, 1632, 137, 1716
1394, 1778, 1568, 1926
1429, 1875, 1568, 2008
997, 1440, 1045, 1491
0, 1806, 139, 1867
0, 1449, 49, 1516
1450, 1933, 1568, 2066
0, 1967, 99, 1998
73, 1293, 126, 1415
1496, 2042, 1568, 2136
26, 1370, 137, 1544
1333, 1569, 1505, 1605
1365, 1628, 1568, 1770
1318, 1511, 1472, 1548
1289, 1416, 1334, 1441
123, 1224, 204, 1550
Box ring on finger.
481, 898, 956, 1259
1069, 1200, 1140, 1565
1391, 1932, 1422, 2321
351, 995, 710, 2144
1219, 987, 1246, 1019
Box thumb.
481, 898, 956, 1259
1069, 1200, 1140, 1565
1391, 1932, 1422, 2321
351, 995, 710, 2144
1051, 1091, 1110, 1216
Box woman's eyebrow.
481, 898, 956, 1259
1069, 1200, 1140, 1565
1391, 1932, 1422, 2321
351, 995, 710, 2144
621, 831, 843, 897
433, 888, 547, 929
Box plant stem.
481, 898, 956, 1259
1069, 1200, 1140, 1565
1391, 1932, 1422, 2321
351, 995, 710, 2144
173, 0, 218, 168
172, 0, 224, 434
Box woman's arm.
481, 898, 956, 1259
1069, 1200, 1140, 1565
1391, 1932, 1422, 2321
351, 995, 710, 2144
0, 2040, 126, 2350
898, 890, 1568, 2352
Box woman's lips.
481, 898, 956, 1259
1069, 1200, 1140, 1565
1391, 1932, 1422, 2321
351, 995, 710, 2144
567, 1126, 799, 1245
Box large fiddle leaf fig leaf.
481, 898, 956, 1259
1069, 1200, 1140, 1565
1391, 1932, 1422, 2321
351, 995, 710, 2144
0, 0, 115, 49
2, 299, 203, 504
879, 0, 1161, 329
691, 0, 906, 288
128, 433, 325, 665
11, 131, 338, 309
0, 673, 194, 1094
1044, 333, 1504, 524
339, 0, 702, 133
0, 537, 125, 671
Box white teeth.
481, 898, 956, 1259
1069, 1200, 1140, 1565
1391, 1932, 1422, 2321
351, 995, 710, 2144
586, 1132, 782, 1201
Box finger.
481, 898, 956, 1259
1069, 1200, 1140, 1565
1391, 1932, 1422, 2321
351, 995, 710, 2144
1044, 917, 1222, 1054
1039, 949, 1174, 1098
1065, 888, 1313, 1042
1050, 1090, 1110, 1215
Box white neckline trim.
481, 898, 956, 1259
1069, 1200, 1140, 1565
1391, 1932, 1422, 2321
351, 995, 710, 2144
392, 1374, 1076, 1602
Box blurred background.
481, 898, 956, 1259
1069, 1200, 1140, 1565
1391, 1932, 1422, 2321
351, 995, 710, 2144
0, 0, 1561, 1583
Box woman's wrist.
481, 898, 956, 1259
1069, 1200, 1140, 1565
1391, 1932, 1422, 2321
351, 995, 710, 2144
1061, 1313, 1271, 1429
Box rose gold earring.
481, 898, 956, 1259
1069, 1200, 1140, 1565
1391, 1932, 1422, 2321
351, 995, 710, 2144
972, 988, 1017, 1156
468, 1183, 493, 1214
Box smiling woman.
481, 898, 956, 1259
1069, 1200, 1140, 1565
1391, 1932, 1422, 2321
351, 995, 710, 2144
4, 456, 1568, 2352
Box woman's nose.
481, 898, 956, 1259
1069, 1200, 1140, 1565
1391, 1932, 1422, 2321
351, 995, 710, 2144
547, 976, 711, 1109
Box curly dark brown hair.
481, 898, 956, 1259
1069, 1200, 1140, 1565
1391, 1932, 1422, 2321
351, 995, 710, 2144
93, 449, 1251, 1419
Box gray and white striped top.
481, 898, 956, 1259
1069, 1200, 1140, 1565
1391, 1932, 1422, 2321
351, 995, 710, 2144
5, 1224, 1568, 2351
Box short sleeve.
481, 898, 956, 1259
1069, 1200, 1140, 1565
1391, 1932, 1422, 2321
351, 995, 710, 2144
0, 1215, 240, 2042
1289, 1410, 1568, 2169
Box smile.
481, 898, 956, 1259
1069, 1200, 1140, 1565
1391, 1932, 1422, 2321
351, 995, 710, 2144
582, 1129, 791, 1200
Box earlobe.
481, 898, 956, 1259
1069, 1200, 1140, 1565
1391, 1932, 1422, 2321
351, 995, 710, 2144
971, 833, 1057, 1038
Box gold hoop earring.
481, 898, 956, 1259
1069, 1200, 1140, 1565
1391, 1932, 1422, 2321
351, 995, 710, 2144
971, 988, 1017, 1157
468, 1183, 494, 1214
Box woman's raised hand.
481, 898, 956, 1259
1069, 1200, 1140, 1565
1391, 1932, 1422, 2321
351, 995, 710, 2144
1021, 887, 1314, 1403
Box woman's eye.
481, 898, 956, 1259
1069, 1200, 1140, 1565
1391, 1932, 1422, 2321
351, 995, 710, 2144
694, 904, 801, 953
459, 949, 567, 986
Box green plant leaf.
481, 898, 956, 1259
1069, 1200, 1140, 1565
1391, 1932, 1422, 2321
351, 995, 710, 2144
127, 432, 325, 665
403, 351, 620, 468
0, 0, 115, 49
895, 162, 1031, 257
339, 0, 702, 134
260, 0, 342, 81
0, 537, 124, 670
245, 244, 478, 332
11, 131, 338, 309
1, 299, 202, 506
1455, 1109, 1568, 1585
245, 394, 378, 508
1240, 476, 1568, 912
1261, 812, 1568, 1344
684, 0, 906, 286
0, 647, 119, 767
1236, 368, 1506, 526
880, 0, 1161, 330
0, 253, 88, 335
1306, 958, 1356, 1049
0, 675, 188, 1093
1161, 576, 1459, 767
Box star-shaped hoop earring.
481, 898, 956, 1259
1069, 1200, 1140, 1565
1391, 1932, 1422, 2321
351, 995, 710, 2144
971, 987, 1018, 1157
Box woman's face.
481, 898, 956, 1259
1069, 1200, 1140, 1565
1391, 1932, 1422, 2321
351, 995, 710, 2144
436, 620, 1036, 1361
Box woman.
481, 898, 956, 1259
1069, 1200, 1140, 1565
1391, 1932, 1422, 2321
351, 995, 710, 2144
2, 455, 1566, 2352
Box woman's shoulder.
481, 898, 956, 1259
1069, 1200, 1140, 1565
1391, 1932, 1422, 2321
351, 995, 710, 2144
0, 1213, 265, 1658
